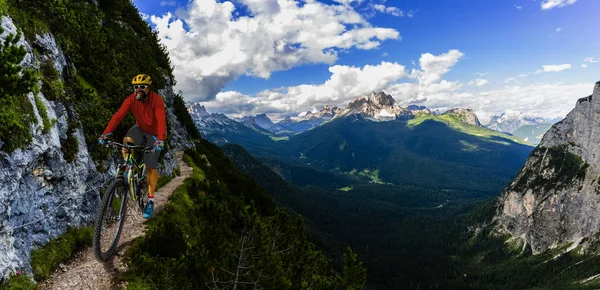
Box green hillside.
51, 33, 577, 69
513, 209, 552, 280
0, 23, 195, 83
286, 115, 533, 194
221, 143, 504, 289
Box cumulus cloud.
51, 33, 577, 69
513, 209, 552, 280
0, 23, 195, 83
201, 49, 464, 120
454, 83, 592, 117
151, 0, 400, 101
541, 0, 577, 10
416, 49, 464, 86
556, 27, 562, 32
534, 64, 571, 73
200, 48, 593, 120
468, 79, 489, 87
582, 64, 588, 68
584, 57, 599, 63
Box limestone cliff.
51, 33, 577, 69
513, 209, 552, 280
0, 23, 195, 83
495, 81, 600, 254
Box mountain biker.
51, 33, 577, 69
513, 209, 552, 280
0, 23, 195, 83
98, 74, 166, 219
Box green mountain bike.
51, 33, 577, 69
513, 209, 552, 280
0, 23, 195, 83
93, 140, 152, 262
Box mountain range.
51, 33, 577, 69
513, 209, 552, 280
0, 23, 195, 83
191, 91, 559, 145
190, 91, 533, 195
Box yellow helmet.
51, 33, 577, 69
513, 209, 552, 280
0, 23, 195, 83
132, 74, 152, 85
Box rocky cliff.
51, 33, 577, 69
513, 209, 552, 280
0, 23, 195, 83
495, 81, 600, 254
0, 15, 192, 279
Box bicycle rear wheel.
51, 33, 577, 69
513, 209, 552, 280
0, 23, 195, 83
93, 177, 128, 262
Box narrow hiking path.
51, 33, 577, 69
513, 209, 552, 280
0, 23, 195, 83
39, 151, 193, 290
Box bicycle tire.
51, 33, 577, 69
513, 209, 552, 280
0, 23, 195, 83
93, 177, 128, 262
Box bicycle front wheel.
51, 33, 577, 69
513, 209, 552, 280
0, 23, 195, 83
93, 177, 128, 262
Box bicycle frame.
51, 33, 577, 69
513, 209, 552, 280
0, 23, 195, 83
107, 141, 151, 202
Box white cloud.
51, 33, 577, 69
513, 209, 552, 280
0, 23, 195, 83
381, 52, 389, 57
468, 79, 489, 87
584, 57, 599, 63
541, 0, 577, 10
514, 5, 523, 9
556, 27, 562, 32
202, 49, 463, 120
201, 49, 593, 120
152, 0, 400, 101
504, 77, 518, 84
373, 4, 404, 17
415, 49, 464, 86
582, 64, 588, 68
453, 83, 592, 118
160, 1, 176, 6
534, 64, 571, 73
475, 72, 490, 76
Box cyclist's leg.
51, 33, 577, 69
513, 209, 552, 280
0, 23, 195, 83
123, 125, 144, 160
141, 131, 160, 199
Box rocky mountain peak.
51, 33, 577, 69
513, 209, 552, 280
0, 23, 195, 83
188, 103, 209, 118
240, 113, 275, 130
442, 108, 482, 127
494, 81, 600, 254
337, 91, 406, 121
367, 91, 395, 107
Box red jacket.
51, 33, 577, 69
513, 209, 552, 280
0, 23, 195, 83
103, 91, 167, 141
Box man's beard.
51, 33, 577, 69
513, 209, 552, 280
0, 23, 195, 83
135, 91, 148, 101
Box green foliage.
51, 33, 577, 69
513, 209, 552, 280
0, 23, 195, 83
30, 227, 93, 281
0, 26, 38, 153
34, 94, 54, 134
458, 225, 600, 289
173, 93, 202, 140
342, 247, 367, 289
39, 59, 64, 101
0, 273, 36, 290
0, 0, 6, 15
156, 174, 173, 190
60, 121, 79, 163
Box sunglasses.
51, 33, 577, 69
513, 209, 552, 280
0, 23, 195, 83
133, 85, 148, 90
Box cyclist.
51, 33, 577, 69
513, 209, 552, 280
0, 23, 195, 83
98, 74, 166, 219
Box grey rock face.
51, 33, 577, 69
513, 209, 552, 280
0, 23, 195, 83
0, 16, 192, 279
495, 82, 600, 254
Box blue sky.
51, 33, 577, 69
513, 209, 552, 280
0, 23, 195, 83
134, 0, 600, 120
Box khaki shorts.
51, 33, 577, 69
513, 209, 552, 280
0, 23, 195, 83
125, 125, 159, 169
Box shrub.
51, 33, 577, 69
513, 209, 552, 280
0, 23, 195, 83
30, 227, 93, 281
0, 27, 38, 153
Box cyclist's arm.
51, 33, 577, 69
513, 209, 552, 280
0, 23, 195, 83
103, 95, 133, 135
154, 94, 167, 141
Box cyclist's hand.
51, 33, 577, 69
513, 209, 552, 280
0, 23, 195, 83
153, 140, 164, 153
98, 133, 111, 146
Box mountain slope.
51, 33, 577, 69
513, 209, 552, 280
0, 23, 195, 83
220, 143, 483, 289
286, 112, 532, 194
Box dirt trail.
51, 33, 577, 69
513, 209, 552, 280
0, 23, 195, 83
39, 151, 193, 290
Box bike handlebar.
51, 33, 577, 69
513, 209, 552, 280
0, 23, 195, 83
102, 140, 154, 153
